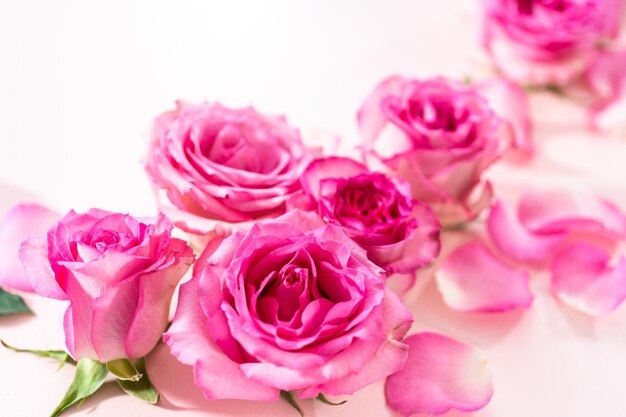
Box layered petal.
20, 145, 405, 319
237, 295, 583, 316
0, 204, 60, 293
551, 243, 626, 315
385, 332, 493, 416
164, 277, 280, 401
488, 200, 566, 262
436, 241, 533, 313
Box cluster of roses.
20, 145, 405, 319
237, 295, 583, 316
1, 1, 626, 417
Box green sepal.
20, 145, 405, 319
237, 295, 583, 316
106, 358, 142, 381
1, 340, 75, 370
116, 358, 159, 404
280, 390, 304, 417
50, 358, 108, 417
0, 288, 32, 316
316, 392, 347, 406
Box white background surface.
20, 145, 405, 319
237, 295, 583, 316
2, 1, 626, 417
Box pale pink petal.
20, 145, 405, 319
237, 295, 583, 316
551, 243, 626, 315
385, 332, 493, 416
19, 237, 67, 299
90, 278, 140, 362
0, 204, 60, 293
487, 200, 566, 262
357, 75, 407, 148
164, 277, 279, 401
476, 78, 533, 156
585, 49, 626, 100
590, 94, 626, 135
300, 157, 368, 200
125, 244, 193, 358
436, 241, 533, 313
518, 186, 626, 236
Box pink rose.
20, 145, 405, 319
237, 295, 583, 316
358, 76, 510, 224
299, 157, 441, 274
164, 210, 412, 400
0, 205, 194, 362
481, 0, 623, 85
144, 101, 311, 236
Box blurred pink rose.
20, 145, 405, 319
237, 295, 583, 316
164, 210, 412, 400
481, 0, 623, 85
358, 76, 512, 224
299, 157, 440, 274
586, 48, 626, 134
0, 205, 194, 362
145, 101, 311, 236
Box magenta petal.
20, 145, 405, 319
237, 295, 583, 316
385, 332, 493, 416
0, 204, 60, 293
551, 243, 626, 315
487, 200, 565, 262
436, 241, 533, 313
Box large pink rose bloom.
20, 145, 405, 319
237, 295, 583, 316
0, 205, 194, 362
299, 157, 441, 274
164, 210, 412, 401
358, 76, 508, 225
482, 0, 623, 85
145, 102, 311, 236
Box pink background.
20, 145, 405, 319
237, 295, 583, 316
2, 1, 626, 416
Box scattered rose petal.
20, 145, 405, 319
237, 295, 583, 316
385, 332, 493, 416
0, 204, 61, 293
436, 241, 533, 313
551, 243, 626, 315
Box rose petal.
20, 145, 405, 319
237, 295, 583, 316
585, 49, 626, 100
300, 157, 368, 200
518, 186, 626, 236
487, 200, 566, 262
476, 78, 533, 156
551, 243, 626, 315
385, 332, 493, 416
436, 241, 533, 313
0, 204, 60, 293
164, 277, 279, 401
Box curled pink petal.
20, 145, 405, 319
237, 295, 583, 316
551, 243, 626, 315
476, 78, 533, 156
518, 186, 626, 236
0, 204, 60, 293
300, 156, 368, 200
385, 332, 493, 416
436, 241, 533, 313
487, 200, 566, 262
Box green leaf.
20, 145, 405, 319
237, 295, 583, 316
50, 358, 108, 417
116, 358, 159, 404
106, 358, 142, 381
280, 390, 304, 417
316, 393, 347, 406
1, 340, 75, 369
0, 288, 32, 316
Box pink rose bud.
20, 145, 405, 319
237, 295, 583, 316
358, 76, 510, 225
144, 101, 311, 237
481, 0, 623, 86
164, 210, 413, 401
0, 205, 194, 362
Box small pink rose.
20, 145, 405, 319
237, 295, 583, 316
481, 0, 622, 85
0, 206, 194, 362
164, 210, 413, 401
144, 101, 311, 236
358, 76, 509, 224
299, 157, 440, 274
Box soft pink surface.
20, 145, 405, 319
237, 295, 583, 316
2, 1, 626, 417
